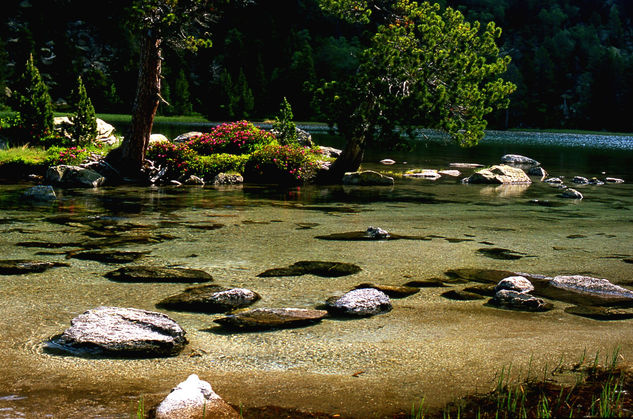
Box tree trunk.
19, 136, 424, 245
108, 30, 161, 177
323, 134, 366, 182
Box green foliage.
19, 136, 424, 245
45, 146, 96, 166
272, 97, 298, 146
244, 144, 323, 184
315, 0, 515, 149
192, 153, 248, 179
10, 54, 54, 142
69, 76, 97, 146
186, 121, 275, 156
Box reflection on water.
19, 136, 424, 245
0, 131, 633, 417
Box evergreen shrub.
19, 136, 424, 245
69, 76, 97, 146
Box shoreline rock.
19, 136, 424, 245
325, 288, 392, 317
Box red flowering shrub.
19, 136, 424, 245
187, 120, 275, 156
45, 146, 93, 165
146, 141, 198, 178
244, 144, 323, 184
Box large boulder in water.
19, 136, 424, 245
46, 165, 106, 188
153, 374, 239, 419
500, 154, 540, 167
325, 288, 392, 317
488, 289, 553, 312
50, 306, 187, 357
548, 275, 633, 304
258, 261, 361, 278
157, 285, 260, 313
465, 165, 531, 185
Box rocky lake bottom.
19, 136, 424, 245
1, 131, 633, 417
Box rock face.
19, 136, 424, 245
495, 276, 535, 293
22, 185, 56, 201
258, 261, 362, 278
46, 165, 106, 188
465, 165, 531, 184
157, 285, 260, 313
488, 289, 553, 312
0, 259, 69, 275
325, 288, 392, 316
105, 266, 213, 283
214, 308, 328, 330
54, 117, 118, 145
149, 134, 170, 144
154, 374, 239, 419
500, 154, 540, 167
342, 170, 394, 186
51, 306, 187, 357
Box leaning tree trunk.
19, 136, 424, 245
109, 30, 162, 178
324, 134, 367, 182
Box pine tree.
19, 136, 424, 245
70, 75, 97, 146
12, 54, 54, 141
272, 97, 298, 145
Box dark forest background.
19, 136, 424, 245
1, 0, 632, 132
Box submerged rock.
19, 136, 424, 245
465, 165, 532, 185
477, 247, 528, 260
69, 250, 150, 264
441, 289, 486, 301
49, 306, 187, 357
560, 188, 583, 199
488, 290, 553, 312
342, 170, 394, 186
605, 177, 625, 184
380, 159, 396, 165
0, 259, 69, 275
22, 185, 56, 201
154, 374, 239, 419
353, 283, 419, 298
157, 285, 260, 313
258, 261, 361, 278
105, 266, 213, 283
325, 288, 392, 317
404, 169, 441, 180
214, 308, 328, 330
564, 305, 633, 321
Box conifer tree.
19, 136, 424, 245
12, 54, 54, 141
70, 75, 97, 146
272, 97, 298, 145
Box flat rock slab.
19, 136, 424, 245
325, 288, 392, 317
545, 275, 633, 306
564, 305, 633, 321
157, 285, 260, 313
214, 308, 328, 331
353, 283, 420, 298
48, 306, 187, 357
476, 247, 529, 260
258, 261, 361, 278
315, 231, 430, 241
69, 250, 150, 264
105, 266, 213, 283
0, 259, 69, 275
441, 290, 486, 301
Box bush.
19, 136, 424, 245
146, 141, 198, 179
187, 120, 275, 156
192, 153, 248, 179
244, 144, 323, 184
271, 97, 298, 146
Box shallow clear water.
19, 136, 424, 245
0, 130, 633, 417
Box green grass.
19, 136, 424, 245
0, 144, 49, 165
